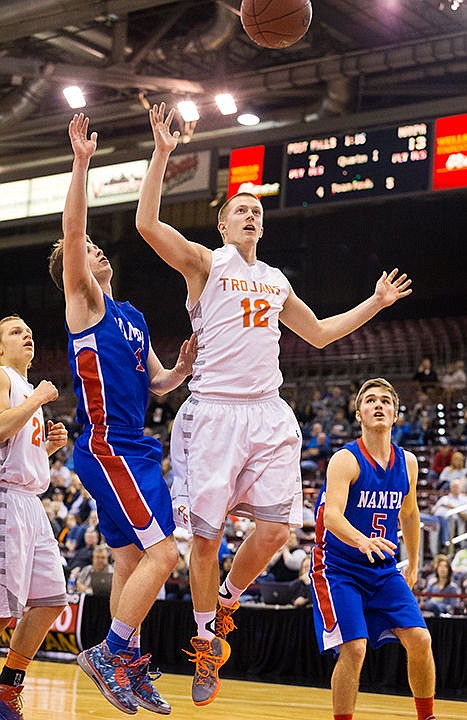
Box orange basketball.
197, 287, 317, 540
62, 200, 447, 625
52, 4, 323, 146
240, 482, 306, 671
240, 0, 312, 49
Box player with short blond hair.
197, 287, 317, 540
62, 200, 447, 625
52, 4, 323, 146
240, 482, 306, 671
135, 103, 413, 707
0, 315, 68, 719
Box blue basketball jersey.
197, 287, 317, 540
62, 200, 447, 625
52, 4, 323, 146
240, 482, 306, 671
314, 438, 410, 567
67, 294, 150, 430
67, 294, 175, 550
311, 439, 426, 654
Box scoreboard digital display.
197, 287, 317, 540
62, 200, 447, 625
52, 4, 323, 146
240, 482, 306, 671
284, 121, 433, 207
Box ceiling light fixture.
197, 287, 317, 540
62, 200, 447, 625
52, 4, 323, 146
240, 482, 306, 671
177, 100, 200, 122
215, 93, 237, 115
63, 85, 86, 109
237, 112, 260, 126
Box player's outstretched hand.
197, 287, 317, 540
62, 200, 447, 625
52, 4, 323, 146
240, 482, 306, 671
357, 535, 397, 563
149, 102, 180, 154
374, 268, 412, 308
174, 333, 198, 378
68, 112, 98, 160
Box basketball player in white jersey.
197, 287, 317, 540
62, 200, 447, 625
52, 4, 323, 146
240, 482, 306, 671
136, 103, 413, 707
0, 316, 68, 719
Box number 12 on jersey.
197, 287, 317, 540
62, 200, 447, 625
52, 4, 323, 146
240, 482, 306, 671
241, 298, 271, 328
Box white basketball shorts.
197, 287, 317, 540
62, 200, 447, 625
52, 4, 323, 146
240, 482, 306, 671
0, 486, 67, 619
170, 392, 303, 539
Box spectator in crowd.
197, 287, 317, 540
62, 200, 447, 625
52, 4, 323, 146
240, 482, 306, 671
173, 526, 192, 560
329, 408, 352, 441
438, 451, 467, 491
57, 512, 84, 559
413, 357, 439, 393
219, 555, 234, 585
49, 456, 72, 489
165, 553, 191, 601
75, 544, 114, 595
301, 422, 331, 473
63, 471, 82, 510
51, 487, 68, 523
144, 393, 175, 440
430, 479, 467, 547
68, 483, 96, 523
290, 555, 312, 607
429, 443, 453, 480
440, 360, 466, 401
451, 546, 467, 579
391, 412, 412, 446
67, 526, 100, 573
421, 556, 460, 616
409, 415, 437, 447
161, 455, 174, 489
267, 530, 307, 582
325, 385, 347, 414
42, 497, 63, 539
450, 548, 467, 615
411, 391, 435, 424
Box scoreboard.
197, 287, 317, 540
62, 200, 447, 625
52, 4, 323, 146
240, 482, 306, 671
284, 121, 432, 207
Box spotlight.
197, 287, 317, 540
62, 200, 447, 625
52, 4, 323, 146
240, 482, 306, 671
63, 86, 86, 109
237, 112, 260, 126
215, 93, 237, 115
177, 100, 199, 122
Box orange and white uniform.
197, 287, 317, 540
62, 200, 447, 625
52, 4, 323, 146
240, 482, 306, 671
171, 245, 303, 538
0, 367, 66, 618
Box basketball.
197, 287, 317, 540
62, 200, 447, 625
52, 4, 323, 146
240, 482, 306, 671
240, 0, 312, 50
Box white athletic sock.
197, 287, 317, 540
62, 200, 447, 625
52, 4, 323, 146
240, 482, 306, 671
219, 575, 245, 607
194, 610, 216, 640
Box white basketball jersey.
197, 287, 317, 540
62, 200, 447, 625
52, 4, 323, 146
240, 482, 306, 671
188, 244, 290, 396
0, 367, 50, 494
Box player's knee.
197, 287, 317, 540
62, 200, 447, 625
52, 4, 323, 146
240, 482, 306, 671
400, 626, 432, 656
193, 534, 219, 558
340, 638, 367, 667
165, 540, 179, 572
261, 523, 290, 550
411, 627, 433, 655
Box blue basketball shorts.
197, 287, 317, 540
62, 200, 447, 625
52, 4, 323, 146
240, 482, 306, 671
311, 554, 427, 655
73, 427, 175, 550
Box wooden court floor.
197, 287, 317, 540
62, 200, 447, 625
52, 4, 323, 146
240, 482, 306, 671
19, 660, 465, 720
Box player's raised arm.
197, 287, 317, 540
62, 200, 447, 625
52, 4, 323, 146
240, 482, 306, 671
59, 113, 106, 333
280, 268, 412, 348
136, 103, 211, 285
62, 114, 97, 294
324, 449, 397, 563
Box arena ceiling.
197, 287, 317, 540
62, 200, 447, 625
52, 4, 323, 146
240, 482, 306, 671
1, 0, 467, 180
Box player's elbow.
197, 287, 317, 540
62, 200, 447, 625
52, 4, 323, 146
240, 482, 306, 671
323, 507, 339, 531
136, 218, 164, 247
308, 322, 331, 349
135, 216, 151, 239
0, 427, 11, 443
